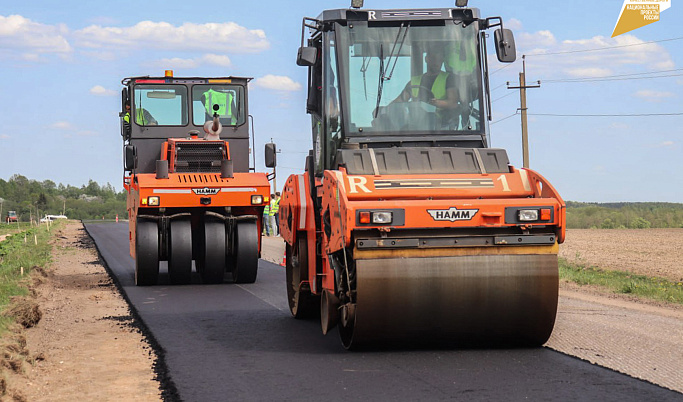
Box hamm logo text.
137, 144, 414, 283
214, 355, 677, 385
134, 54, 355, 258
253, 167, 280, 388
192, 187, 220, 195
427, 207, 479, 222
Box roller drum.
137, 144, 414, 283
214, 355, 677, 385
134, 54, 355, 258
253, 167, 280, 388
342, 253, 558, 349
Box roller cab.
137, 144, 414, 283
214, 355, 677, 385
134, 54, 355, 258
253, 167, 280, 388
280, 2, 566, 349
121, 74, 276, 286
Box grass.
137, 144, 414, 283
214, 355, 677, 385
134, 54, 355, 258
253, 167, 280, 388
559, 257, 683, 305
0, 223, 34, 238
0, 222, 56, 334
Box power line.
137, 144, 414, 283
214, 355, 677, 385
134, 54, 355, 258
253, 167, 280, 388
544, 72, 683, 83
545, 67, 683, 82
525, 36, 683, 57
490, 111, 518, 125
492, 91, 515, 103
529, 112, 683, 117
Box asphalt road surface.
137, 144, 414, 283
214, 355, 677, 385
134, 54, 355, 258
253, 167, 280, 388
84, 222, 681, 402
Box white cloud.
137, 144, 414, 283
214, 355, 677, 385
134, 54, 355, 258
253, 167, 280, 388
253, 75, 302, 92
659, 141, 675, 147
0, 134, 10, 140
74, 21, 269, 54
517, 33, 675, 79
519, 30, 557, 49
156, 57, 200, 69
50, 121, 73, 130
0, 15, 72, 55
505, 18, 523, 31
565, 67, 612, 78
153, 53, 232, 70
201, 54, 232, 67
634, 90, 675, 102
89, 85, 117, 96
609, 122, 629, 130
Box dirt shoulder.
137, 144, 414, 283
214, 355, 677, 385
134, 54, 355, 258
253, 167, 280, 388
2, 221, 161, 401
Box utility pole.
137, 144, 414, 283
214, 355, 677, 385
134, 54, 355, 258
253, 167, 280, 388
270, 138, 282, 194
507, 55, 540, 169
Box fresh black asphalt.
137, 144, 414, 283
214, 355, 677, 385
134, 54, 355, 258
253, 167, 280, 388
84, 222, 682, 402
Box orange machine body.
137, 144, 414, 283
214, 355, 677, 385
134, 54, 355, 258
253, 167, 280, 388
280, 166, 565, 296
124, 137, 270, 258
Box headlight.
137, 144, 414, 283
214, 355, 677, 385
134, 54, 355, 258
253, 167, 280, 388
372, 211, 393, 224
518, 209, 539, 221
251, 195, 263, 205
147, 196, 160, 206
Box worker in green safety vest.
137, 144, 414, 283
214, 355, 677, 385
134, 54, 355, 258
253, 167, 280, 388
123, 101, 158, 126
390, 46, 458, 112
202, 88, 237, 125
263, 201, 272, 236
271, 192, 280, 236
445, 29, 479, 129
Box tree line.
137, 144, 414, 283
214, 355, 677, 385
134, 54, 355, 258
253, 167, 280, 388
565, 201, 683, 229
1, 175, 682, 228
0, 175, 126, 221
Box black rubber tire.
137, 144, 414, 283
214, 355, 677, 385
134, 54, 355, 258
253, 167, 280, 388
286, 237, 318, 318
198, 218, 226, 284
231, 221, 259, 284
168, 218, 192, 285
135, 218, 159, 286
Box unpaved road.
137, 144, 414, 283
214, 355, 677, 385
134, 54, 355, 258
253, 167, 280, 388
2, 223, 682, 400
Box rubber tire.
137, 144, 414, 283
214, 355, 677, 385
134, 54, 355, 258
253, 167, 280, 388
135, 218, 159, 286
231, 221, 259, 284
286, 237, 318, 318
168, 218, 192, 285
199, 218, 226, 284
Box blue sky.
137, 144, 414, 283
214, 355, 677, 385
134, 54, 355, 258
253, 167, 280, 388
0, 0, 680, 202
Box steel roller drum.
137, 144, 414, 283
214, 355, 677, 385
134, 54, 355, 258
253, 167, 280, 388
343, 253, 559, 348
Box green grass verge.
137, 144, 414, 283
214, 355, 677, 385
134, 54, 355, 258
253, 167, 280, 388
0, 222, 34, 237
0, 223, 56, 334
559, 257, 683, 305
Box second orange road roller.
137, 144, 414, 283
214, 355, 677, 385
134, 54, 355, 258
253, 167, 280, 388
279, 1, 565, 349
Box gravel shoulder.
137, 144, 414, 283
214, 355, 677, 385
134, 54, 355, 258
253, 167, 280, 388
2, 222, 161, 401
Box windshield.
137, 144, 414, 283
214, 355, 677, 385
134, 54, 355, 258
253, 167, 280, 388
335, 21, 482, 136
192, 85, 246, 126
133, 85, 188, 126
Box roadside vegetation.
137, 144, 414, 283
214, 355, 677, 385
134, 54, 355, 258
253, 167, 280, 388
0, 174, 126, 222
0, 222, 55, 334
559, 258, 683, 305
566, 201, 683, 229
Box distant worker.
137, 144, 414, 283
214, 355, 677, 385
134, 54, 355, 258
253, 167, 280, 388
263, 201, 272, 236
271, 192, 281, 236
201, 88, 237, 125
268, 193, 277, 236
124, 101, 158, 126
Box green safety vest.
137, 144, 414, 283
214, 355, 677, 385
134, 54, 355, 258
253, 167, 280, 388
446, 41, 477, 74
204, 89, 233, 117
264, 204, 270, 215
411, 71, 449, 100
270, 198, 279, 214
123, 109, 151, 125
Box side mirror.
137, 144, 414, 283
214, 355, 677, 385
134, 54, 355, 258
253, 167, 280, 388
297, 47, 318, 67
494, 28, 516, 63
124, 145, 137, 171
265, 143, 277, 168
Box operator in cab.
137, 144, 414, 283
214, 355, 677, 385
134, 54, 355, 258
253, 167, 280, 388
200, 88, 237, 125
390, 46, 459, 112
124, 101, 158, 126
